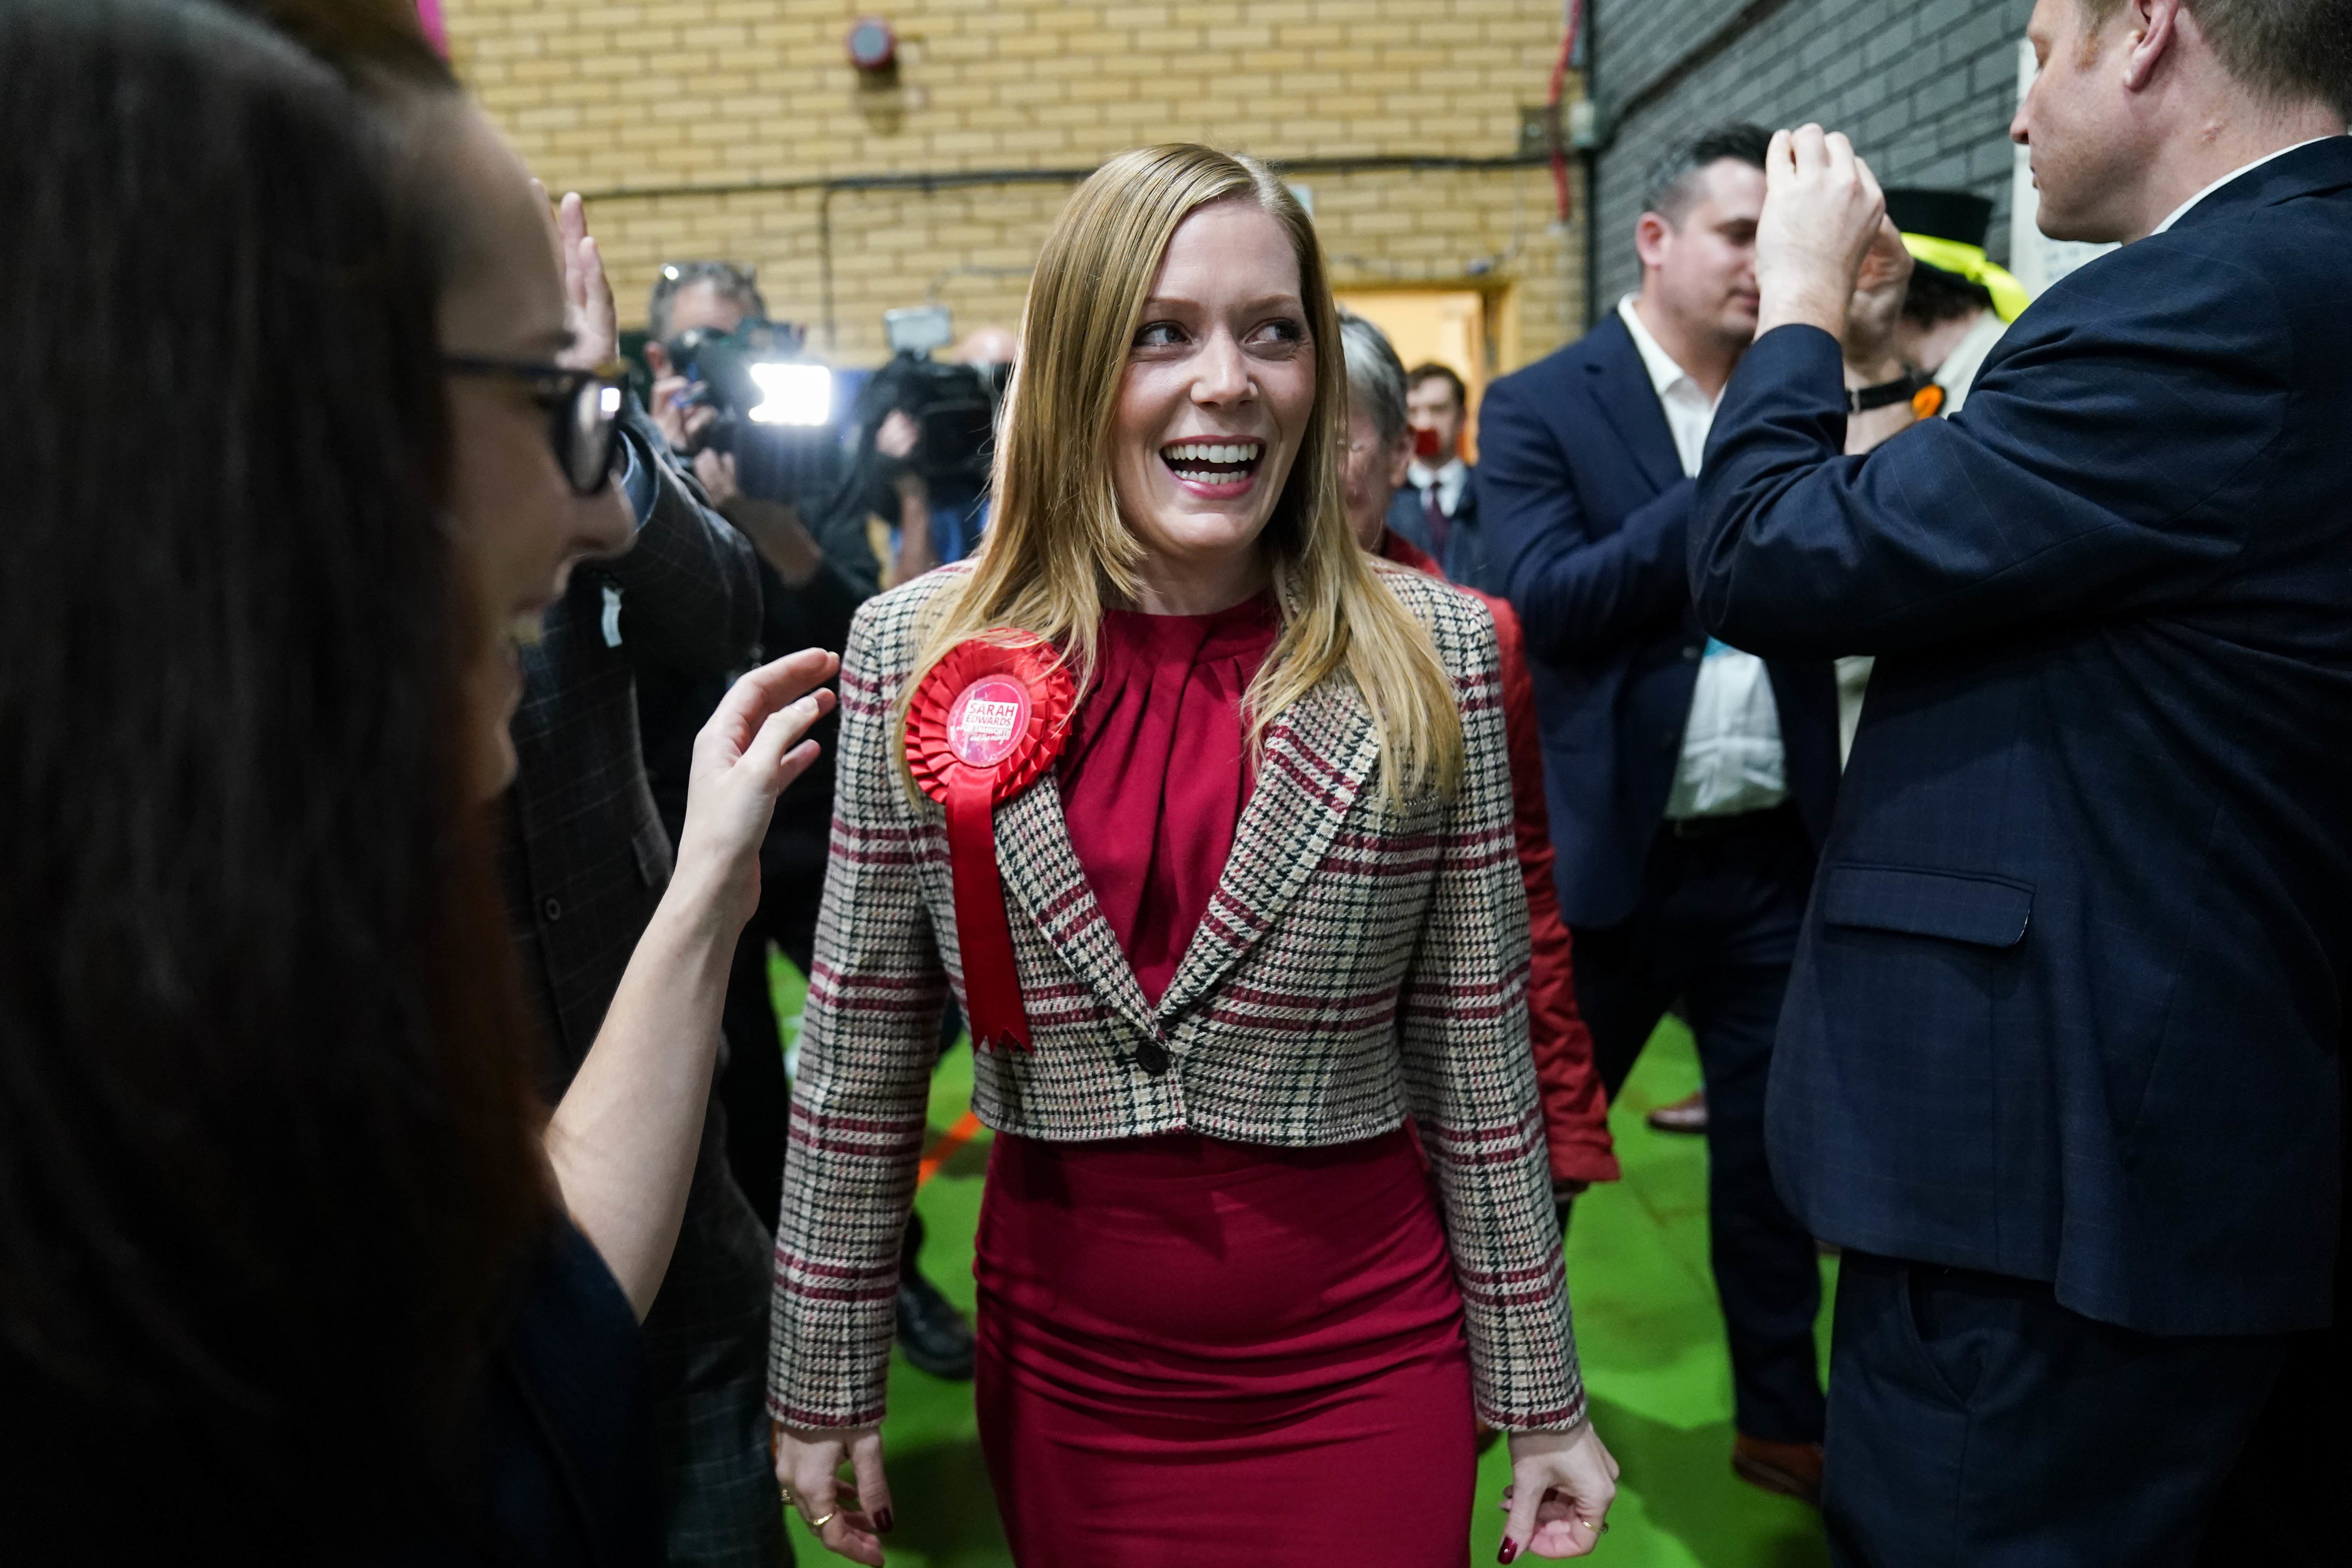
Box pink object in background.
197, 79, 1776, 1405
414, 0, 446, 54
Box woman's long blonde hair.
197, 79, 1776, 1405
899, 143, 1463, 802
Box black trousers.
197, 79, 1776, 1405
1826, 1252, 2290, 1567
1572, 804, 1826, 1444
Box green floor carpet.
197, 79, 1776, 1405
769, 957, 1832, 1565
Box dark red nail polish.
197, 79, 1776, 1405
1498, 1539, 1519, 1565
876, 1508, 895, 1534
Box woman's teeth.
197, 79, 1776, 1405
1163, 439, 1265, 479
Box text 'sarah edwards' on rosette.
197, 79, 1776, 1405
906, 635, 1075, 1051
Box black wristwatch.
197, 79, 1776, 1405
1847, 369, 1936, 413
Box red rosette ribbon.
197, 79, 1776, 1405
906, 635, 1075, 1052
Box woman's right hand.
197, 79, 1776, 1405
1501, 1418, 1619, 1559
773, 1422, 893, 1565
670, 649, 838, 933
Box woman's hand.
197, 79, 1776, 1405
1499, 1419, 1619, 1561
671, 649, 838, 931
774, 1423, 893, 1566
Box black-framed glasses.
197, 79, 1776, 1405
443, 355, 627, 495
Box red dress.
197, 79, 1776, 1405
974, 597, 1477, 1567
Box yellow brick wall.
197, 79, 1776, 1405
442, 0, 1588, 369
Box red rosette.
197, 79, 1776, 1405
905, 635, 1075, 1052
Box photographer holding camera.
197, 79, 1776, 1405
821, 315, 1014, 584
642, 263, 859, 613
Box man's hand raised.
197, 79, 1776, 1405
1843, 215, 1914, 381
534, 181, 618, 372
1755, 125, 1891, 345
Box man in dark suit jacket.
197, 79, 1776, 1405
500, 204, 784, 1568
1688, 1, 2352, 1559
1479, 123, 1851, 1503
1385, 361, 1495, 591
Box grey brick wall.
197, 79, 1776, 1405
1584, 0, 2034, 317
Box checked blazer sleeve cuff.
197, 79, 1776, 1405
766, 594, 950, 1428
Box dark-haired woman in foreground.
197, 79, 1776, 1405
0, 1, 829, 1559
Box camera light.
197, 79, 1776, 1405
598, 385, 623, 417
747, 361, 833, 427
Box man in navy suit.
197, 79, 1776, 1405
1689, 0, 2352, 1561
1385, 362, 1494, 590
1480, 123, 1890, 1503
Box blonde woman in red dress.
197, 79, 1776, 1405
769, 143, 1617, 1567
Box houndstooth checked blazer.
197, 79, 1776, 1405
766, 561, 1586, 1432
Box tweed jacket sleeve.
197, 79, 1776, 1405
1388, 572, 1587, 1430
766, 585, 951, 1429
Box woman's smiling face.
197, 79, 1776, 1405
1109, 198, 1316, 611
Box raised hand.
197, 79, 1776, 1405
1755, 124, 1891, 343
534, 179, 618, 371
670, 648, 838, 931
1844, 214, 1915, 380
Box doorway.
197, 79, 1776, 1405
1332, 286, 1505, 460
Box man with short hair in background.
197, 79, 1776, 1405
1386, 361, 1493, 590
1690, 0, 2352, 1559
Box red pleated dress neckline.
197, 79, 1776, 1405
1056, 593, 1278, 1007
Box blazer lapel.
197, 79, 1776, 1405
1585, 315, 1686, 496
993, 779, 1158, 1038
1153, 674, 1382, 1021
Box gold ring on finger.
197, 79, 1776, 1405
807, 1510, 838, 1530
778, 1485, 798, 1506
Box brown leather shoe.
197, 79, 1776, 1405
1732, 1434, 1823, 1507
1645, 1088, 1708, 1134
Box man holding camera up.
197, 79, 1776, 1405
826, 312, 1014, 585
643, 262, 853, 603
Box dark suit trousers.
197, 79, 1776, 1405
1827, 1253, 2288, 1567
1572, 805, 1825, 1444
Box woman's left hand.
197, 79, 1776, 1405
671, 649, 838, 929
1499, 1418, 1619, 1560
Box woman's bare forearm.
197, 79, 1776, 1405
545, 863, 740, 1318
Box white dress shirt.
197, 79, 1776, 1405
1406, 455, 1469, 517
1618, 295, 1789, 820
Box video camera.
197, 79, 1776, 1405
663, 318, 826, 451
865, 305, 1003, 487
661, 317, 843, 503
